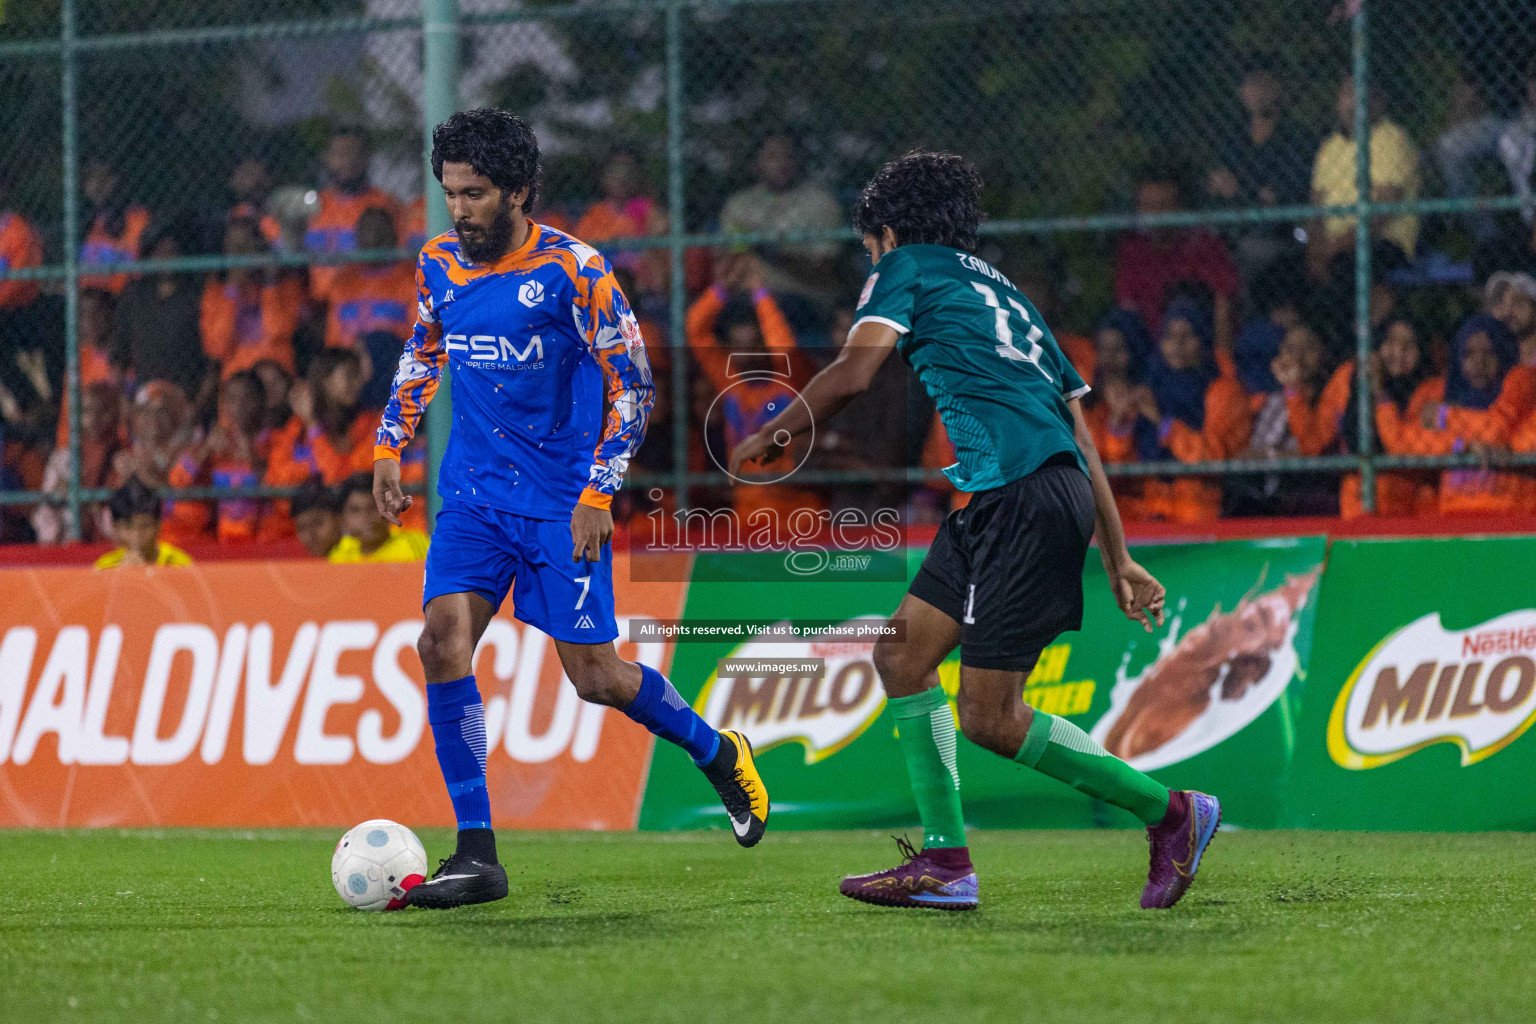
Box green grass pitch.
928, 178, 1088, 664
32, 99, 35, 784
3, 828, 1532, 1023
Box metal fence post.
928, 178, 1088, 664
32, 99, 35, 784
422, 0, 459, 529
1352, 5, 1376, 514
665, 0, 689, 514
61, 0, 83, 541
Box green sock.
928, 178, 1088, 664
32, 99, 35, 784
889, 687, 966, 848
1016, 710, 1170, 826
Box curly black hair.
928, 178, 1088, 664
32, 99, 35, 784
851, 150, 984, 253
430, 108, 541, 213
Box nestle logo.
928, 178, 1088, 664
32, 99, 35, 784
1332, 609, 1536, 769
1462, 627, 1536, 659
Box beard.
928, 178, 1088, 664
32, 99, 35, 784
457, 197, 516, 264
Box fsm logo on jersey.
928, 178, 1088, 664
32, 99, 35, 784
444, 333, 544, 370
1328, 610, 1536, 769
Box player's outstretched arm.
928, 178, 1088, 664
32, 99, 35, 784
1068, 397, 1165, 633
728, 320, 900, 475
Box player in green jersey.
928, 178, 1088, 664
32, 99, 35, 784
729, 151, 1220, 912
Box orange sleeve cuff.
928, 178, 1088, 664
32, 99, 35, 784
373, 445, 401, 463
578, 487, 614, 511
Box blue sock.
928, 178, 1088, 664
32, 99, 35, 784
624, 664, 720, 766
426, 675, 492, 830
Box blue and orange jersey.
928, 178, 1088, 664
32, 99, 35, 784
0, 210, 43, 310
80, 206, 150, 295
304, 187, 404, 300
375, 222, 654, 518
325, 261, 417, 349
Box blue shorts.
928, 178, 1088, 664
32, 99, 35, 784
423, 500, 618, 644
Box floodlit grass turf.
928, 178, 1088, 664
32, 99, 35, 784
2, 829, 1532, 1024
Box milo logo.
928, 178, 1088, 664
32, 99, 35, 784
695, 617, 886, 764
1328, 610, 1536, 769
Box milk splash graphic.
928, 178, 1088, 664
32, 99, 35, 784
1090, 569, 1319, 772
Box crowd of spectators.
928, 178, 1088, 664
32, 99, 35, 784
6, 56, 1536, 551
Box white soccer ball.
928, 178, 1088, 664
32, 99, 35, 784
331, 819, 428, 911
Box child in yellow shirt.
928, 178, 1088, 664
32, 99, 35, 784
94, 477, 194, 569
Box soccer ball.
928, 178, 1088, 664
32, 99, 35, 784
331, 819, 428, 911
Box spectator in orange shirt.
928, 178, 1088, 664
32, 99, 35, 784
1082, 310, 1152, 520
79, 159, 151, 295
1240, 320, 1343, 517
305, 127, 403, 301
227, 157, 284, 248
111, 380, 192, 490
0, 200, 43, 312
259, 347, 375, 539
165, 370, 272, 544
1338, 316, 1442, 517
324, 207, 414, 409
325, 208, 414, 350
52, 288, 121, 453
1131, 300, 1252, 522
576, 149, 669, 296
1275, 317, 1434, 517
32, 380, 124, 544
251, 358, 295, 433
686, 255, 821, 518
202, 217, 304, 379
1378, 313, 1521, 514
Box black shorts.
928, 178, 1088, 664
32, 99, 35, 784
908, 453, 1096, 671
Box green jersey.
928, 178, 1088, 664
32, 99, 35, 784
852, 244, 1089, 491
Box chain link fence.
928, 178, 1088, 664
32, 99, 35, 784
2, 0, 1535, 541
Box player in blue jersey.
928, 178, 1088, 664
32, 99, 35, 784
372, 109, 769, 909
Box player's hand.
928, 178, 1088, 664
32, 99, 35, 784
571, 501, 613, 562
1109, 559, 1166, 633
728, 429, 785, 477
373, 457, 410, 526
